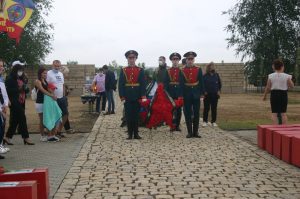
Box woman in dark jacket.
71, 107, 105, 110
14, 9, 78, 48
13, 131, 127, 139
202, 62, 222, 127
3, 62, 34, 145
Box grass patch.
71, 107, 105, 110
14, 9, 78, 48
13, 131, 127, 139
216, 93, 300, 131
218, 119, 271, 131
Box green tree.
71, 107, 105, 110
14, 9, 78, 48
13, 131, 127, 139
0, 0, 53, 66
224, 0, 300, 82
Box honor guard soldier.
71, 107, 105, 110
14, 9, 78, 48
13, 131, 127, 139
164, 52, 183, 131
180, 51, 204, 138
118, 50, 146, 140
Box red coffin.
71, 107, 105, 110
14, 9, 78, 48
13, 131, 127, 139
0, 168, 49, 199
273, 130, 300, 159
257, 125, 286, 149
0, 181, 37, 199
257, 124, 300, 150
265, 127, 300, 154
291, 136, 300, 167
282, 134, 299, 163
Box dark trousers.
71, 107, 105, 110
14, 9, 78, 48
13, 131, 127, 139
125, 100, 140, 137
0, 115, 4, 144
6, 104, 29, 139
174, 107, 182, 128
64, 119, 71, 131
106, 89, 115, 113
203, 93, 218, 123
183, 97, 200, 136
96, 92, 106, 112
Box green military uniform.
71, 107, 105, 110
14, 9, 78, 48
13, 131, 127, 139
180, 51, 204, 138
118, 50, 146, 139
164, 53, 183, 131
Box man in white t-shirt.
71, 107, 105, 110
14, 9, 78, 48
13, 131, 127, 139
47, 60, 68, 137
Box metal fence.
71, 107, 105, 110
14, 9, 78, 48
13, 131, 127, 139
244, 76, 266, 93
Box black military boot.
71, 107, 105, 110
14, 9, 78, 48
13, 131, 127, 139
126, 122, 133, 140
133, 121, 142, 139
193, 119, 201, 138
120, 120, 127, 127
186, 121, 193, 138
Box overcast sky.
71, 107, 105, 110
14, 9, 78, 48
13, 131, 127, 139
46, 0, 241, 67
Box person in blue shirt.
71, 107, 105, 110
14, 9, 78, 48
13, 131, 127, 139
202, 62, 222, 127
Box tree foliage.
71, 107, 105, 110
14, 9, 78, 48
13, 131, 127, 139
224, 0, 300, 82
0, 0, 53, 66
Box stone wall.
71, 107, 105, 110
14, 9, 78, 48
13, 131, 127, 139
25, 64, 96, 96
24, 63, 244, 96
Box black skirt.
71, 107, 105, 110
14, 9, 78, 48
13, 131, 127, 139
270, 90, 288, 113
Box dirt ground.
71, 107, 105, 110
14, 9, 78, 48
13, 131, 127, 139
6, 97, 99, 134
216, 92, 300, 130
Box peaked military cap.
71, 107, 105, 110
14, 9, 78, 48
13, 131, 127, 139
125, 50, 138, 58
169, 52, 181, 60
183, 51, 197, 58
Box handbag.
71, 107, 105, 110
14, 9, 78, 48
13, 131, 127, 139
31, 88, 37, 101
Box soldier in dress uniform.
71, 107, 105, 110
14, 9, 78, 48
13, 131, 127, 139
118, 50, 146, 140
180, 51, 204, 138
164, 52, 183, 131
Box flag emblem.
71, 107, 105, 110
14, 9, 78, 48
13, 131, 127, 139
7, 4, 26, 23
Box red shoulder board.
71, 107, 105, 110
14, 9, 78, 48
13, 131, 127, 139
123, 66, 141, 84
181, 66, 199, 83
168, 67, 180, 83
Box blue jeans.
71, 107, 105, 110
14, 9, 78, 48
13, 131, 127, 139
106, 89, 115, 113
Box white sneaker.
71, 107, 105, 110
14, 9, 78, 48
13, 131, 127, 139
207, 122, 212, 126
202, 123, 208, 127
40, 136, 48, 142
0, 146, 7, 154
212, 123, 218, 127
1, 145, 9, 152
47, 136, 60, 142
53, 136, 61, 142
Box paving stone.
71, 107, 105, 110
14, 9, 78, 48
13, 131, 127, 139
53, 100, 300, 199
